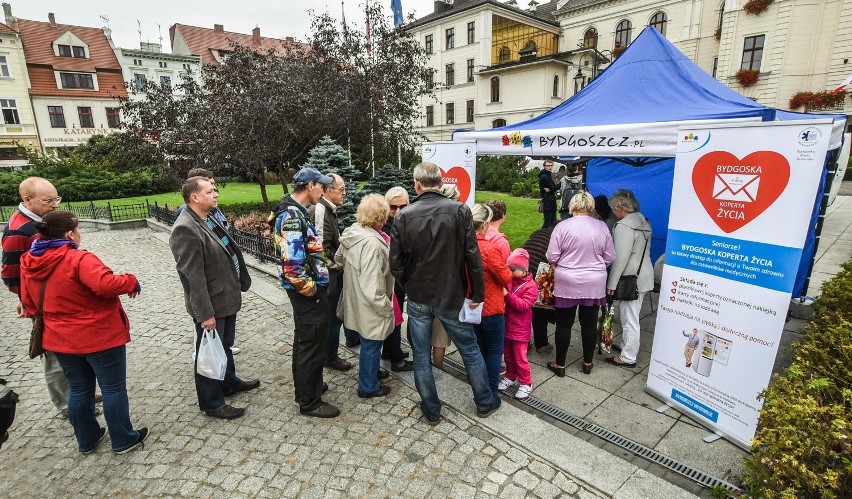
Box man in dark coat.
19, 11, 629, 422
538, 159, 558, 228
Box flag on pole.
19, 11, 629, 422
391, 0, 404, 28
833, 73, 852, 94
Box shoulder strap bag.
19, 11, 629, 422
613, 232, 649, 302
28, 272, 54, 359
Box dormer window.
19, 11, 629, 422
60, 72, 94, 89
58, 44, 86, 58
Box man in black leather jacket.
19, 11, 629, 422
539, 159, 558, 228
390, 162, 501, 424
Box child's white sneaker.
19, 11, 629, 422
515, 384, 533, 399
498, 378, 517, 391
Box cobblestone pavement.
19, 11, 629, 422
0, 228, 603, 498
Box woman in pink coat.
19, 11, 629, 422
499, 249, 538, 399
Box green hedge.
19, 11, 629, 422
742, 262, 852, 498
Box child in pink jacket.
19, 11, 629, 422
500, 248, 538, 399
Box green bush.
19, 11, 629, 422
742, 261, 852, 498
477, 156, 528, 193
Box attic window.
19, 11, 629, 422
519, 40, 537, 61
58, 44, 86, 58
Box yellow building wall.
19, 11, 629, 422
491, 15, 558, 64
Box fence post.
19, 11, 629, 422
106, 202, 113, 222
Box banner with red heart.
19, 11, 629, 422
691, 151, 790, 233
440, 167, 473, 204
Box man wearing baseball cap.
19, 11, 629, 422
270, 167, 341, 418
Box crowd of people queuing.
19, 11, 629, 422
0, 159, 652, 454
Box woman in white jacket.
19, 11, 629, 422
605, 189, 653, 368
335, 194, 397, 398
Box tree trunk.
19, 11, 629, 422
258, 179, 270, 209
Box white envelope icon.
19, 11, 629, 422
712, 174, 760, 202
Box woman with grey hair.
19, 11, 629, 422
545, 192, 614, 376
380, 187, 413, 372
605, 189, 653, 369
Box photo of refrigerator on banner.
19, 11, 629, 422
682, 329, 733, 377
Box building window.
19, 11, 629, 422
106, 107, 120, 128
159, 61, 168, 68
133, 73, 147, 92
445, 63, 454, 86
583, 28, 598, 48
426, 105, 434, 127
59, 72, 95, 89
58, 44, 86, 58
0, 99, 20, 124
467, 59, 474, 82
77, 107, 94, 128
48, 106, 65, 128
552, 75, 560, 97
426, 70, 434, 89
0, 55, 9, 77
498, 46, 511, 63
0, 147, 21, 160
425, 34, 433, 54
490, 76, 500, 103
649, 12, 667, 36
445, 28, 454, 49
615, 20, 633, 48
73, 46, 86, 58
160, 75, 172, 90
58, 44, 71, 57
466, 100, 474, 122
467, 21, 475, 44
741, 35, 765, 71
445, 102, 454, 125
492, 119, 506, 128
712, 57, 718, 78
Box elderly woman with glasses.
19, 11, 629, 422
19, 211, 147, 455
380, 187, 413, 372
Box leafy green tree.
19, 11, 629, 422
73, 132, 164, 173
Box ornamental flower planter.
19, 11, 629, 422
743, 0, 773, 15
789, 90, 847, 111
612, 44, 626, 58
736, 69, 760, 87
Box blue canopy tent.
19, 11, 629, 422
454, 27, 847, 297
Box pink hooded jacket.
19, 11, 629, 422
504, 273, 537, 342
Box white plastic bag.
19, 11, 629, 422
458, 298, 483, 324
196, 329, 227, 380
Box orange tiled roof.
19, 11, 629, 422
170, 23, 307, 65
18, 18, 127, 98
0, 22, 16, 34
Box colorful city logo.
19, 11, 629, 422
681, 131, 711, 153
501, 131, 532, 148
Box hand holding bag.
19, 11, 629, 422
196, 329, 227, 380
537, 199, 544, 213
613, 233, 648, 302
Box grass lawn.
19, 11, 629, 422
49, 183, 540, 249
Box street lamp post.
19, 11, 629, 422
433, 82, 449, 141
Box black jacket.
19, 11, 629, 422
308, 197, 342, 295
390, 190, 485, 311
538, 170, 558, 211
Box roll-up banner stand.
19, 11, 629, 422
421, 141, 477, 207
647, 120, 833, 449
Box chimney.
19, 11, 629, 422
48, 12, 56, 27
528, 0, 539, 12
252, 26, 260, 45
433, 1, 446, 14
284, 36, 294, 43
2, 3, 15, 31
213, 24, 224, 33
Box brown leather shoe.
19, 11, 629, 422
223, 379, 260, 397
325, 358, 353, 371
300, 402, 340, 418
204, 404, 245, 420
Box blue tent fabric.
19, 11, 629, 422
495, 27, 776, 132
585, 157, 674, 264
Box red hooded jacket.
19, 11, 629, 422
20, 244, 138, 354
476, 234, 512, 317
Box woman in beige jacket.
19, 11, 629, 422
335, 194, 396, 398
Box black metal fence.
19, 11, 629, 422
148, 201, 177, 226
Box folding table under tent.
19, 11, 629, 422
453, 27, 847, 298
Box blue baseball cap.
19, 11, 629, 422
293, 167, 334, 186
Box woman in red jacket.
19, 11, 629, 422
20, 211, 147, 455
471, 204, 512, 396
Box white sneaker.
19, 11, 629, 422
515, 384, 533, 399
498, 378, 517, 391
230, 346, 240, 355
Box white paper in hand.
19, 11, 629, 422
458, 298, 483, 324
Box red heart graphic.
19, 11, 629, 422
671, 288, 677, 294
692, 151, 790, 233
672, 281, 677, 287
440, 167, 472, 204
670, 296, 676, 302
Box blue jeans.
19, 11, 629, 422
54, 345, 140, 452
407, 300, 496, 419
474, 314, 505, 395
326, 291, 360, 363
357, 337, 383, 395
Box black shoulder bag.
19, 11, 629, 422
614, 233, 648, 302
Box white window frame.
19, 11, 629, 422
0, 98, 20, 124
0, 54, 10, 78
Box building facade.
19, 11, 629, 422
406, 0, 567, 141
14, 11, 128, 154
0, 15, 37, 167
169, 23, 304, 66
116, 42, 202, 101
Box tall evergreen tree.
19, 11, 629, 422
304, 137, 362, 228
364, 163, 416, 200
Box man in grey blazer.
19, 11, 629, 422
169, 176, 258, 420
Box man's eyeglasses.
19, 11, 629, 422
37, 196, 61, 206
389, 203, 408, 210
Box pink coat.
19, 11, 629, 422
504, 273, 537, 342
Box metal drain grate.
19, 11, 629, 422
441, 356, 739, 492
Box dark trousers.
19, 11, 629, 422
554, 305, 600, 364
326, 291, 358, 363
288, 289, 329, 412
381, 287, 407, 363
194, 315, 241, 411
532, 307, 555, 348
542, 210, 557, 228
